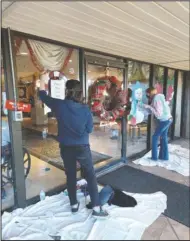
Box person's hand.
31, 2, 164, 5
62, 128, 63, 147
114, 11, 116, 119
40, 70, 46, 75
138, 102, 150, 109
143, 104, 150, 109
40, 69, 49, 80
39, 69, 49, 90
137, 102, 143, 108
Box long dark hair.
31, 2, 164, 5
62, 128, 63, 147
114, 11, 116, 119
65, 79, 83, 103
146, 87, 157, 96
146, 87, 157, 104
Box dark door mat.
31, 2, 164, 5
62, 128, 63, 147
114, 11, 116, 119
22, 130, 111, 169
98, 165, 190, 227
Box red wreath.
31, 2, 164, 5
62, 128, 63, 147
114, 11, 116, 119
89, 76, 127, 122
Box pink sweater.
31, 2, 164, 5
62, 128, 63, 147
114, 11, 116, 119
146, 94, 172, 121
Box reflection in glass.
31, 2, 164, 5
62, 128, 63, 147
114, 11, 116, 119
167, 69, 175, 112
1, 54, 15, 210
154, 66, 164, 94
14, 36, 80, 203
87, 64, 123, 159
166, 69, 175, 138
126, 61, 150, 157
150, 66, 165, 134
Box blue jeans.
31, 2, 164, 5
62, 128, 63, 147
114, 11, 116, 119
152, 119, 173, 161
99, 185, 114, 206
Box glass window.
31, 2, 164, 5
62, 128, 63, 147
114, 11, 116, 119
126, 61, 150, 157
167, 69, 175, 113
149, 66, 165, 136
14, 36, 79, 203
1, 52, 16, 210
166, 69, 175, 138
154, 66, 164, 93
63, 49, 79, 80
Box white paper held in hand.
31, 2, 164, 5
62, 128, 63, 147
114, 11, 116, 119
51, 79, 66, 100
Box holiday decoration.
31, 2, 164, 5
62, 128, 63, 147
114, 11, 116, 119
166, 70, 175, 104
128, 81, 147, 126
155, 82, 163, 94
154, 67, 164, 94
89, 76, 127, 122
166, 84, 174, 103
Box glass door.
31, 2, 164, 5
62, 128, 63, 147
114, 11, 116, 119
13, 35, 80, 204
85, 58, 125, 165
126, 61, 150, 157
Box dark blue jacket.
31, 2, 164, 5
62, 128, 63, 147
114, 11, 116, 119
39, 91, 93, 146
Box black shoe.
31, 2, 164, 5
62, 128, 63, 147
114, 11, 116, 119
86, 202, 93, 209
71, 202, 80, 213
92, 207, 109, 218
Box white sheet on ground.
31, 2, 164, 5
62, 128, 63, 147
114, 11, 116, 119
2, 191, 167, 240
134, 144, 189, 176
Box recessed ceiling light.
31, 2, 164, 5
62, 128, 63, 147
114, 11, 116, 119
69, 59, 72, 63
88, 70, 91, 73
20, 52, 28, 56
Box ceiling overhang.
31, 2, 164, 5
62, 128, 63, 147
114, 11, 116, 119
2, 1, 190, 70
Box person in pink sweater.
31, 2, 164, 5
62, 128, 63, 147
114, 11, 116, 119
143, 87, 173, 161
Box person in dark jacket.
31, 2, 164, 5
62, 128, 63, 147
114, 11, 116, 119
39, 73, 108, 217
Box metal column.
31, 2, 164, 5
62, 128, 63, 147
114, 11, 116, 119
79, 48, 87, 100
170, 70, 178, 140
147, 64, 154, 150
121, 61, 128, 162
2, 28, 26, 208
163, 67, 168, 96
180, 71, 189, 138
180, 71, 187, 137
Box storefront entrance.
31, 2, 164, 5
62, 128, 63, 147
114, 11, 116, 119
1, 34, 127, 211
18, 48, 127, 169
2, 28, 187, 211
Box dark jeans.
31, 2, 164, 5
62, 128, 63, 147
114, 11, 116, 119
60, 144, 100, 207
152, 119, 173, 161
